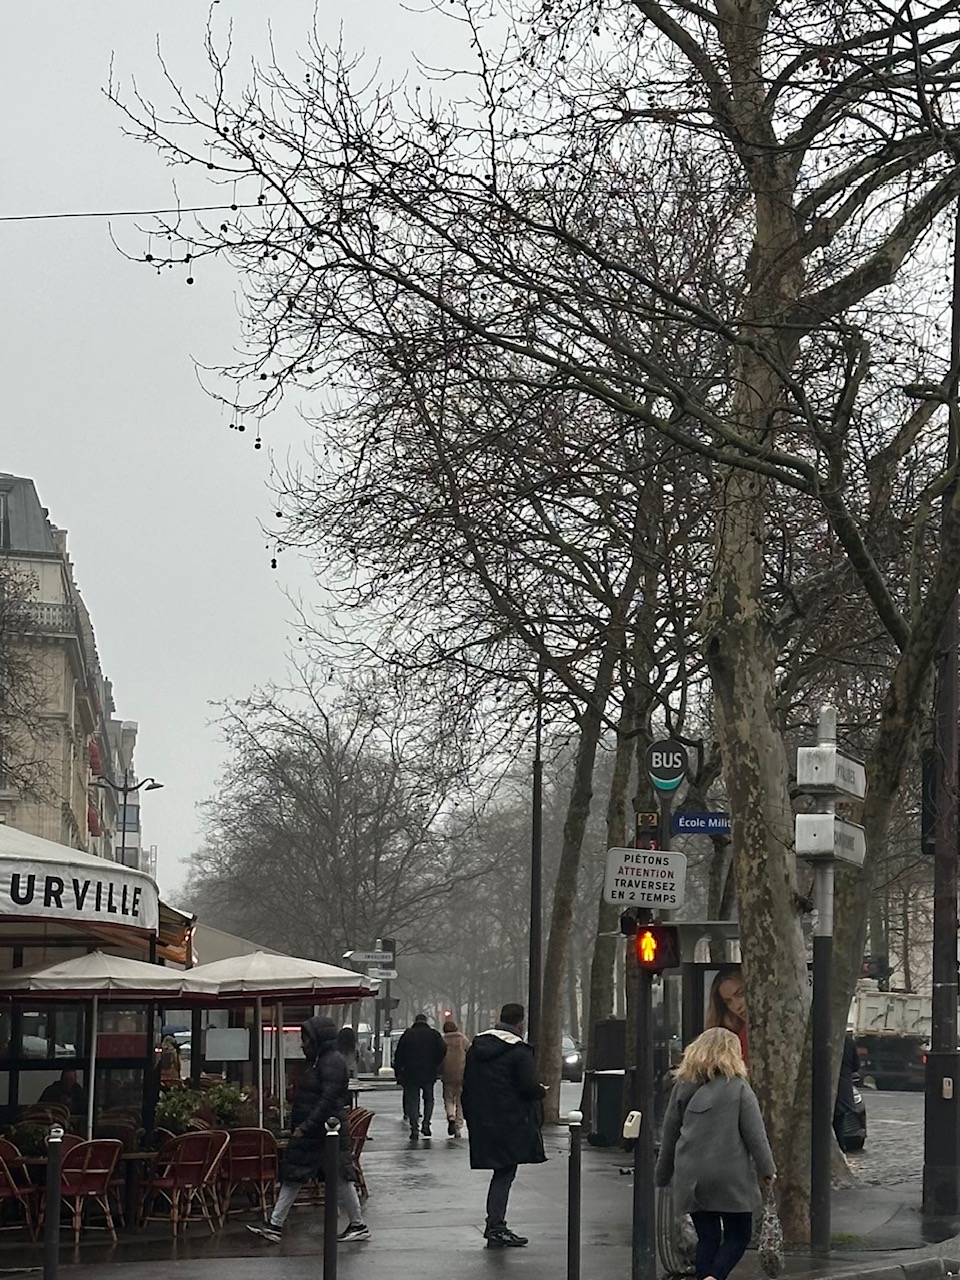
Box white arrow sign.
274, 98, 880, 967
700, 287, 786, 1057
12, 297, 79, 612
795, 813, 866, 866
348, 950, 394, 965
367, 966, 398, 980
796, 745, 867, 800
603, 847, 687, 909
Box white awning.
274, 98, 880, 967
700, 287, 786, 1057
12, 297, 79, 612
0, 950, 217, 998
0, 825, 159, 935
188, 949, 379, 1001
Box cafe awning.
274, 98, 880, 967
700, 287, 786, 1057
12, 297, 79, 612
0, 825, 159, 936
0, 950, 217, 999
187, 949, 380, 1002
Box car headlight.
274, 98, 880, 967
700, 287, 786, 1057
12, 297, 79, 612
564, 1054, 579, 1065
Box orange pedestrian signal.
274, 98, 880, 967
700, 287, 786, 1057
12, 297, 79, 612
634, 925, 680, 973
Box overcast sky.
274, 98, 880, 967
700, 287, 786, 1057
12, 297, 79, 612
3, 3, 461, 898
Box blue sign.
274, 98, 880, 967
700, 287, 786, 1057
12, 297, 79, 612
671, 811, 731, 836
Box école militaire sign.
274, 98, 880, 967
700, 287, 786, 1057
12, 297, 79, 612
0, 860, 159, 932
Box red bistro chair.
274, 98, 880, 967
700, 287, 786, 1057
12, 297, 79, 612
139, 1130, 225, 1236
218, 1128, 277, 1225
58, 1139, 122, 1245
0, 1153, 36, 1239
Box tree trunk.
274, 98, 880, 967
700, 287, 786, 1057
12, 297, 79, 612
540, 660, 618, 1123
581, 695, 638, 1123
704, 464, 810, 1242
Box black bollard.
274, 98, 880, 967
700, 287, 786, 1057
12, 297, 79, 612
323, 1117, 341, 1280
567, 1110, 583, 1280
44, 1124, 64, 1280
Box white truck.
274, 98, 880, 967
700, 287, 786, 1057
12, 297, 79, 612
848, 980, 930, 1091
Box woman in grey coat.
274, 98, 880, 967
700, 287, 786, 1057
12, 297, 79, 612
656, 1027, 776, 1280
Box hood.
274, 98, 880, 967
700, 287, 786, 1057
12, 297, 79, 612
470, 1027, 524, 1063
301, 1015, 337, 1059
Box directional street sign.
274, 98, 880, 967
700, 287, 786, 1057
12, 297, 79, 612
348, 950, 394, 965
367, 966, 399, 980
672, 811, 731, 836
796, 745, 867, 800
645, 739, 688, 793
795, 813, 866, 866
603, 847, 688, 909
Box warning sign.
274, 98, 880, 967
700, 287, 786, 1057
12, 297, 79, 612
602, 847, 688, 909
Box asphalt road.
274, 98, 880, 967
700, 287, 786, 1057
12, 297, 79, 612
847, 1085, 923, 1187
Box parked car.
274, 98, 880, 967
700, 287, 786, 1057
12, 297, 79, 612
561, 1034, 583, 1082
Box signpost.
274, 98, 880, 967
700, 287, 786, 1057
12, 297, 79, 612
344, 939, 397, 1069
603, 848, 688, 910
671, 811, 731, 836
796, 711, 867, 1253
367, 966, 399, 981
345, 950, 394, 966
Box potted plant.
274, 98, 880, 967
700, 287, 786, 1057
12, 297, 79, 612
153, 1087, 200, 1136
202, 1081, 251, 1128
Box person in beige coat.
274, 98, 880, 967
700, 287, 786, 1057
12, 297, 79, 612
441, 1018, 471, 1137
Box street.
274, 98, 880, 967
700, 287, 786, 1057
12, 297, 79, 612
848, 1087, 924, 1188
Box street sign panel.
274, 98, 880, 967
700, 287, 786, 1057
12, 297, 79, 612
367, 966, 398, 980
645, 739, 688, 793
795, 813, 866, 866
671, 811, 731, 836
348, 950, 394, 965
796, 745, 867, 800
603, 847, 688, 909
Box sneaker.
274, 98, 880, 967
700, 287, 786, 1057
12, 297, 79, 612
339, 1222, 371, 1242
247, 1222, 282, 1244
486, 1226, 529, 1248
421, 1122, 431, 1136
447, 1118, 457, 1136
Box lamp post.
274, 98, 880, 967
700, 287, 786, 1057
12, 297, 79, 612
528, 663, 545, 1054
94, 770, 163, 867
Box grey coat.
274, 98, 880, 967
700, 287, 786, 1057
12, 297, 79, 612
655, 1075, 775, 1214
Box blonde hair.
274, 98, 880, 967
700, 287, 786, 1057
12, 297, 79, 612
675, 1027, 747, 1083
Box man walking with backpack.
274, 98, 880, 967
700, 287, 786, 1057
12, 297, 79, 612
462, 1002, 546, 1248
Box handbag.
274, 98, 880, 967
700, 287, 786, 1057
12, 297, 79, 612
757, 1188, 784, 1277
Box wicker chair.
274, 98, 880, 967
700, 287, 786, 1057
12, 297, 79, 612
218, 1128, 278, 1225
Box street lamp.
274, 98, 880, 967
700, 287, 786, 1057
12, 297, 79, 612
94, 770, 164, 867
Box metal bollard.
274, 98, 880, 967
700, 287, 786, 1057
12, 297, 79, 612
323, 1117, 341, 1280
44, 1124, 64, 1280
567, 1110, 583, 1280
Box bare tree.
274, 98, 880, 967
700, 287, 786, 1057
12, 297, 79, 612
0, 560, 54, 799
111, 0, 960, 1235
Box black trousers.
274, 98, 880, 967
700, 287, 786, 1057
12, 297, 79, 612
402, 1082, 435, 1130
690, 1210, 753, 1280
485, 1165, 518, 1230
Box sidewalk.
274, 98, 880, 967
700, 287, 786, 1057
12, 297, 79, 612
5, 1087, 958, 1280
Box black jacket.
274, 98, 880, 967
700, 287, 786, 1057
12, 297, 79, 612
282, 1016, 354, 1183
834, 1032, 860, 1117
393, 1021, 446, 1086
462, 1024, 546, 1170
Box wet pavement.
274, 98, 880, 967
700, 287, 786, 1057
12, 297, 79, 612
4, 1082, 960, 1279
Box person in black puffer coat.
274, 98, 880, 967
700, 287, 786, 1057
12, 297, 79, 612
247, 1016, 371, 1244
462, 1002, 545, 1249
393, 1013, 446, 1139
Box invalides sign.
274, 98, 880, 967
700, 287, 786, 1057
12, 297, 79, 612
603, 847, 688, 910
0, 826, 159, 934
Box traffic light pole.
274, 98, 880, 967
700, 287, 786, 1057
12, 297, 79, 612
633, 950, 656, 1280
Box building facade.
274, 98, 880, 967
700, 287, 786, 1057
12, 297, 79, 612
0, 474, 150, 870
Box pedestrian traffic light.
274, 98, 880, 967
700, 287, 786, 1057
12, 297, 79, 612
620, 909, 639, 936
634, 925, 680, 973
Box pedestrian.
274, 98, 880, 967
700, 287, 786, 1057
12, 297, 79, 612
158, 1036, 182, 1089
705, 965, 749, 1062
656, 1027, 775, 1280
337, 1025, 360, 1080
833, 1031, 860, 1147
461, 1002, 545, 1249
393, 1013, 446, 1139
247, 1016, 371, 1244
440, 1017, 471, 1137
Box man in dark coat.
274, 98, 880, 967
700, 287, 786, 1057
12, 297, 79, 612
833, 1032, 861, 1145
461, 1002, 545, 1249
393, 1013, 446, 1139
248, 1016, 371, 1244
